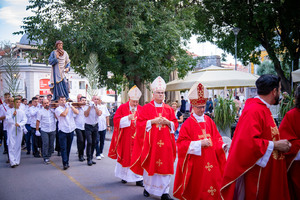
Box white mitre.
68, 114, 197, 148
151, 76, 166, 92
128, 85, 142, 100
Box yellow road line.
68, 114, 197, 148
50, 161, 102, 200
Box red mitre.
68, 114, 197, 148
188, 83, 208, 105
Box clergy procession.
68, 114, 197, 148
0, 74, 299, 200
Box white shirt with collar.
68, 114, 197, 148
55, 105, 76, 133
37, 107, 56, 132
98, 104, 110, 131
29, 105, 40, 128
83, 104, 101, 126
74, 107, 85, 130
146, 101, 175, 133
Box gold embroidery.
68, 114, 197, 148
271, 126, 279, 138
131, 132, 136, 139
157, 140, 164, 147
156, 159, 163, 167
205, 162, 213, 171
208, 186, 216, 196
270, 126, 284, 160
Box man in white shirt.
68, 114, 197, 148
55, 96, 79, 170
24, 100, 32, 155
29, 97, 42, 157
6, 98, 27, 167
0, 92, 11, 154
36, 99, 56, 164
84, 96, 102, 166
74, 96, 87, 162
95, 96, 110, 160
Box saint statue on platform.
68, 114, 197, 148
48, 40, 70, 100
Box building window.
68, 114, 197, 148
79, 81, 85, 89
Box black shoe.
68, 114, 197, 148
92, 161, 96, 164
121, 179, 127, 184
136, 180, 144, 187
3, 150, 8, 154
57, 152, 61, 156
79, 156, 85, 162
63, 165, 68, 170
34, 154, 41, 158
143, 189, 150, 197
26, 151, 30, 155
87, 160, 93, 166
161, 194, 173, 200
11, 165, 16, 168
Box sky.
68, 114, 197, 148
0, 0, 236, 63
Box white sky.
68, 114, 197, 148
0, 0, 236, 64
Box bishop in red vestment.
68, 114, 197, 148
173, 83, 226, 200
220, 75, 291, 200
130, 76, 178, 200
108, 86, 143, 186
280, 86, 300, 200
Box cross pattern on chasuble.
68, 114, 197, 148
157, 140, 164, 147
156, 159, 163, 167
208, 186, 216, 196
205, 162, 213, 171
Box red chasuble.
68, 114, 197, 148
108, 101, 142, 167
279, 108, 300, 200
173, 114, 226, 200
220, 98, 290, 200
130, 100, 178, 176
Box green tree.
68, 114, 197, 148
257, 60, 290, 79
193, 0, 300, 94
17, 0, 197, 104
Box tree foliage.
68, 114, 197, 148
17, 0, 198, 103
193, 0, 300, 94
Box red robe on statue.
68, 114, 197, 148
130, 100, 178, 176
220, 98, 290, 200
279, 108, 300, 200
173, 114, 226, 200
108, 101, 142, 167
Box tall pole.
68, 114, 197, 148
233, 27, 240, 96
233, 27, 240, 71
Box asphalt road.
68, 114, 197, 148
0, 131, 176, 200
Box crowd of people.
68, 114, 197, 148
0, 74, 299, 200
0, 93, 110, 170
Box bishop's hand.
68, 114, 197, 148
201, 139, 211, 147
128, 114, 134, 120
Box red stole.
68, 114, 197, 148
173, 114, 226, 200
220, 98, 290, 200
279, 108, 300, 200
108, 101, 142, 167
130, 100, 178, 176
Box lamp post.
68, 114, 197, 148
233, 27, 240, 71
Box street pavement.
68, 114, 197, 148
0, 130, 176, 200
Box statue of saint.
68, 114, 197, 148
48, 40, 70, 100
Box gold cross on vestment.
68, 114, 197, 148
208, 186, 216, 196
156, 113, 163, 130
157, 140, 164, 147
156, 159, 163, 167
205, 162, 213, 171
